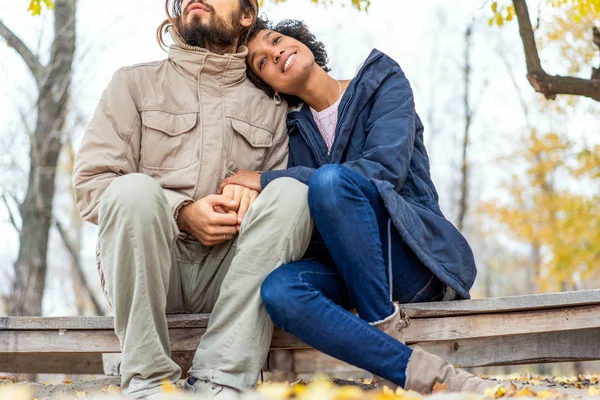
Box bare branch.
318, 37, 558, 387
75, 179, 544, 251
512, 0, 600, 101
0, 20, 43, 85
55, 220, 105, 316
2, 194, 21, 235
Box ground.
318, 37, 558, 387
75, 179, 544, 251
0, 374, 599, 399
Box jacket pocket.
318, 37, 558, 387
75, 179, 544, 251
141, 111, 197, 170
227, 117, 274, 173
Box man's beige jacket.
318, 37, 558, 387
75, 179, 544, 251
74, 36, 289, 225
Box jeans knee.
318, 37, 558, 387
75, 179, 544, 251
308, 165, 353, 216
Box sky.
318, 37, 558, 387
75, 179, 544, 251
0, 0, 598, 315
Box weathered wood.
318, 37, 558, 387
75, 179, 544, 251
415, 328, 600, 367
0, 314, 210, 331
404, 304, 600, 343
1, 290, 598, 331
0, 327, 307, 353
0, 353, 104, 374
402, 289, 600, 318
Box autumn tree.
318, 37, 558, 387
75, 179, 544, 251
0, 0, 77, 316
489, 0, 600, 101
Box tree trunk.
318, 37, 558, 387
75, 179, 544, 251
6, 0, 77, 316
457, 24, 473, 232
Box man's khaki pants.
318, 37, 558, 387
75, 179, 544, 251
98, 174, 312, 399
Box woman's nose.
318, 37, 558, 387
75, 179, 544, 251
273, 49, 284, 63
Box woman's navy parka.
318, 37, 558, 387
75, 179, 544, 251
259, 49, 477, 299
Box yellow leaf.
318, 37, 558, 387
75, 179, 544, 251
491, 1, 498, 13
516, 386, 537, 397
160, 380, 179, 393
589, 386, 600, 397
333, 386, 364, 399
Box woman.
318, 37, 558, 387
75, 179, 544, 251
221, 19, 496, 393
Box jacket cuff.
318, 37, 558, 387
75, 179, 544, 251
260, 172, 271, 191
163, 189, 194, 223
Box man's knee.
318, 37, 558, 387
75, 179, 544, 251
100, 173, 167, 222
255, 177, 309, 217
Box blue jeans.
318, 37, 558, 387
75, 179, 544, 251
261, 165, 444, 387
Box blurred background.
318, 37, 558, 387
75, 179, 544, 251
0, 0, 598, 381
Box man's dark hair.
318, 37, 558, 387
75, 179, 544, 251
246, 18, 330, 107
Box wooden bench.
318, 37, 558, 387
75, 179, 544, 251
1, 289, 599, 375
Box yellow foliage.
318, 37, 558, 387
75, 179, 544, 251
27, 0, 54, 16
481, 131, 600, 292
490, 0, 600, 26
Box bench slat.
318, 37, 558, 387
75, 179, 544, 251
404, 304, 600, 343
416, 327, 600, 367
402, 289, 600, 318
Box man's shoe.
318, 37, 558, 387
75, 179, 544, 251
405, 346, 506, 394
184, 376, 240, 399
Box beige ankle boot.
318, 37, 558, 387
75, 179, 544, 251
371, 302, 411, 343
405, 346, 504, 394
370, 302, 410, 389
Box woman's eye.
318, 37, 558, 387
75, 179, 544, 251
259, 58, 266, 70
273, 36, 281, 45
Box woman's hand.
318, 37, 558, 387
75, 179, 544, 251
220, 183, 259, 231
219, 170, 262, 193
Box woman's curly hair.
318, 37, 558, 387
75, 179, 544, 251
246, 18, 330, 107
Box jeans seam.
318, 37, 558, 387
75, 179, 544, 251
296, 269, 409, 356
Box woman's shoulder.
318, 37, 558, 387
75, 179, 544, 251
360, 49, 405, 75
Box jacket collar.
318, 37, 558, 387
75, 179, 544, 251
167, 28, 248, 85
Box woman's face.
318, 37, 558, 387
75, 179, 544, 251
246, 29, 315, 95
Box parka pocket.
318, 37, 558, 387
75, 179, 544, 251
227, 116, 274, 173
141, 111, 197, 170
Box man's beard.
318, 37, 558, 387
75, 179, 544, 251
177, 3, 242, 51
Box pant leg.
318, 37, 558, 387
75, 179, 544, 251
261, 260, 412, 388
98, 173, 185, 399
189, 177, 313, 390
308, 165, 394, 322
308, 165, 443, 323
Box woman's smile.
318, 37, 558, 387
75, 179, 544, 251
283, 52, 297, 73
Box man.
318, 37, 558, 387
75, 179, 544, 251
73, 1, 313, 398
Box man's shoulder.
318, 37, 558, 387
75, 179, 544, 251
117, 59, 170, 77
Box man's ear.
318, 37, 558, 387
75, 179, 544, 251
240, 10, 254, 28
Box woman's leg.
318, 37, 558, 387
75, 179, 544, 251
307, 165, 443, 323
261, 260, 412, 386
261, 259, 412, 387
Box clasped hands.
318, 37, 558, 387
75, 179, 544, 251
177, 170, 262, 247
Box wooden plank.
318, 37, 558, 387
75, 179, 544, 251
0, 353, 104, 374
1, 289, 597, 331
0, 314, 210, 331
415, 328, 600, 367
0, 327, 308, 353
402, 289, 600, 318
404, 304, 600, 343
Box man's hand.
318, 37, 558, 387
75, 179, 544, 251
219, 170, 262, 193
177, 195, 239, 247
221, 184, 259, 231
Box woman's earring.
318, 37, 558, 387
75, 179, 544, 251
273, 92, 282, 106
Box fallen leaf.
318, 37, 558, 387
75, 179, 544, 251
432, 382, 448, 393
589, 386, 600, 397
516, 386, 537, 397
